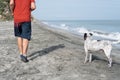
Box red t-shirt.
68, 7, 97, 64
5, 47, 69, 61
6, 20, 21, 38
14, 0, 35, 23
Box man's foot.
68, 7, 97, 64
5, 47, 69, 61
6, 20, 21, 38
20, 55, 29, 62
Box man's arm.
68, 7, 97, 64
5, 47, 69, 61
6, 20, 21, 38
9, 0, 14, 15
31, 2, 36, 11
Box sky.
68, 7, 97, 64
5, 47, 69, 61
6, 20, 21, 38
32, 0, 120, 20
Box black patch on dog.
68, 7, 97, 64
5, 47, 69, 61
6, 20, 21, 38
84, 33, 87, 40
97, 40, 101, 42
89, 33, 93, 36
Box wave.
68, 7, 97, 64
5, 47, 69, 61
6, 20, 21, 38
42, 22, 49, 25
50, 23, 69, 30
43, 22, 120, 45
76, 27, 120, 40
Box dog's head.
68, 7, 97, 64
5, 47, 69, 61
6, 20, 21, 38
84, 33, 93, 40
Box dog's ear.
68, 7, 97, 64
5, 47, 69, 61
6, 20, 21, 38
89, 33, 93, 36
84, 33, 87, 40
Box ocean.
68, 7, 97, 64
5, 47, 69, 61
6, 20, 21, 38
42, 20, 120, 48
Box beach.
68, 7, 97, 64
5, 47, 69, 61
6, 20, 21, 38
0, 20, 120, 80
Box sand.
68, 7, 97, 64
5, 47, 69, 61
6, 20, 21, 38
0, 20, 120, 80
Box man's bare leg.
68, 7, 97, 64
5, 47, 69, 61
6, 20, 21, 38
17, 37, 23, 55
22, 38, 29, 57
18, 37, 29, 62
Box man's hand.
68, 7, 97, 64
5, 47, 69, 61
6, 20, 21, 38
11, 13, 14, 16
31, 2, 36, 11
9, 0, 14, 15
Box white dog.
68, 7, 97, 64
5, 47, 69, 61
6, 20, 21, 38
84, 33, 112, 67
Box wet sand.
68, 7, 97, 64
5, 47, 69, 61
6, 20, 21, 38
0, 20, 120, 80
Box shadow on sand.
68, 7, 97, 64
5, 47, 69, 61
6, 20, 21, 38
92, 55, 120, 65
28, 44, 65, 60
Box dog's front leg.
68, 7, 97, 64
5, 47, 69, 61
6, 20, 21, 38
84, 50, 88, 64
89, 53, 92, 62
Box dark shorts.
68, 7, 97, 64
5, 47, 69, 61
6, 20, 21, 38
14, 22, 31, 41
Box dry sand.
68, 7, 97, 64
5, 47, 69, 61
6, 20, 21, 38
0, 20, 120, 80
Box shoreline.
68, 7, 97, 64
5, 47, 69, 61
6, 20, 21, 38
35, 19, 120, 55
42, 20, 120, 48
0, 20, 120, 80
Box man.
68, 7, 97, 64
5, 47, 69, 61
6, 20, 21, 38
10, 0, 36, 62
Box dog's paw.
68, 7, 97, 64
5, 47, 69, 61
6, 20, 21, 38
84, 61, 87, 64
108, 64, 112, 68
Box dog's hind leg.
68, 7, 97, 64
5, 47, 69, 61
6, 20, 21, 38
108, 57, 112, 67
104, 48, 112, 67
106, 53, 112, 67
